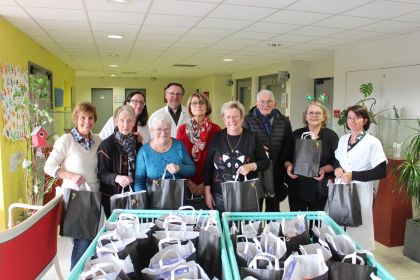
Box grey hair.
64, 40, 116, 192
221, 101, 245, 118
113, 105, 135, 121
149, 111, 172, 130
256, 89, 275, 101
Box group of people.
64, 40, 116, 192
44, 82, 387, 269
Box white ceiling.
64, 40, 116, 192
2, 0, 420, 78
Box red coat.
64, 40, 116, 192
177, 122, 221, 184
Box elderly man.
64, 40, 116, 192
149, 82, 189, 138
243, 89, 293, 212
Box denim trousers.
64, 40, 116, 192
71, 239, 91, 270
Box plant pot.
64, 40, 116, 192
403, 219, 420, 262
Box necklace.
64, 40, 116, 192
227, 132, 242, 152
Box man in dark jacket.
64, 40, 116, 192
243, 89, 293, 211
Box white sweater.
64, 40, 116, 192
44, 133, 102, 192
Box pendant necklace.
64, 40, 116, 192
227, 132, 242, 153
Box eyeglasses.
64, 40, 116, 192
167, 92, 183, 97
154, 127, 170, 134
258, 100, 274, 105
130, 100, 146, 106
307, 111, 322, 116
190, 101, 205, 106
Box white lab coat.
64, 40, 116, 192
149, 105, 189, 138
335, 133, 387, 250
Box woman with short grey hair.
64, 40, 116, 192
134, 111, 196, 192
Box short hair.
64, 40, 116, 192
256, 89, 275, 101
149, 111, 172, 130
114, 105, 135, 121
221, 101, 245, 118
186, 92, 212, 116
164, 82, 185, 95
72, 102, 97, 126
302, 101, 329, 127
124, 91, 148, 126
346, 104, 371, 131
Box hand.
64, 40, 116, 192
237, 163, 256, 176
334, 167, 344, 178
286, 163, 298, 179
187, 180, 198, 194
314, 168, 325, 181
166, 163, 180, 174
204, 188, 215, 209
341, 172, 352, 183
115, 175, 133, 188
195, 183, 205, 196
68, 173, 86, 186
133, 132, 143, 144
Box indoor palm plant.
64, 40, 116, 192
14, 72, 55, 208
394, 119, 420, 262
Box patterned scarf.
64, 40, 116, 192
256, 109, 276, 136
70, 127, 94, 151
186, 116, 212, 162
115, 128, 137, 177
347, 131, 366, 151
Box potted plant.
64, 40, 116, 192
337, 83, 399, 131
14, 72, 55, 210
395, 120, 420, 262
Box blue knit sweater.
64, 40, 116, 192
133, 138, 195, 191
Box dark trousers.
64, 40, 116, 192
288, 194, 327, 212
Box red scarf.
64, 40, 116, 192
186, 116, 212, 162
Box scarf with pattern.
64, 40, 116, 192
71, 127, 94, 151
186, 116, 212, 162
115, 128, 137, 176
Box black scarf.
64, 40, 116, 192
115, 129, 137, 176
256, 109, 276, 136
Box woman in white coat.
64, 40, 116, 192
334, 105, 387, 250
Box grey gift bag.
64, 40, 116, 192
222, 175, 260, 212
110, 187, 147, 213
293, 132, 322, 177
147, 171, 186, 210
324, 179, 362, 227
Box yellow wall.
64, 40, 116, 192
0, 16, 75, 229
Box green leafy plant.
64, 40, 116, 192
395, 119, 420, 214
14, 73, 55, 206
337, 83, 399, 130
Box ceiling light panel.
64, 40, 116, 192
88, 11, 145, 24
149, 0, 217, 16
144, 14, 201, 27
197, 18, 253, 30
244, 22, 301, 34
264, 10, 330, 25
85, 0, 151, 13
209, 4, 276, 20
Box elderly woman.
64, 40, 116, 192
97, 105, 141, 217
203, 101, 269, 212
133, 111, 196, 193
99, 91, 150, 144
176, 93, 221, 206
44, 102, 102, 270
285, 101, 339, 211
334, 105, 387, 250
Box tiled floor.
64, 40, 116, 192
42, 201, 420, 279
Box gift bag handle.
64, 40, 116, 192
97, 232, 121, 253
342, 251, 366, 265
163, 215, 186, 232
158, 248, 184, 269
158, 237, 182, 251
96, 247, 119, 259
162, 169, 176, 180
118, 213, 139, 224
301, 131, 315, 139
176, 205, 196, 217
248, 253, 280, 270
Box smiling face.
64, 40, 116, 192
305, 104, 324, 128
165, 85, 184, 110
347, 110, 367, 133
76, 111, 95, 137
116, 111, 135, 135
151, 121, 171, 146
127, 93, 145, 116
223, 107, 244, 135
256, 92, 276, 116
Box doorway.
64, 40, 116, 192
91, 88, 113, 133
236, 78, 252, 113
314, 78, 334, 128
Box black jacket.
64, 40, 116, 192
243, 107, 294, 200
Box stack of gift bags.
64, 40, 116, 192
79, 208, 222, 280
230, 214, 381, 280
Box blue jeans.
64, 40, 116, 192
71, 239, 91, 270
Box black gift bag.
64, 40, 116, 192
293, 132, 322, 177
221, 176, 260, 212
60, 186, 101, 240
258, 160, 276, 198
324, 180, 362, 227
110, 189, 147, 213
327, 252, 377, 280
147, 171, 186, 210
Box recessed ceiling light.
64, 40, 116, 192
223, 58, 234, 62
110, 74, 117, 77
109, 64, 118, 68
108, 0, 131, 3
107, 34, 124, 39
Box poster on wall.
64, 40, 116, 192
1, 64, 28, 141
